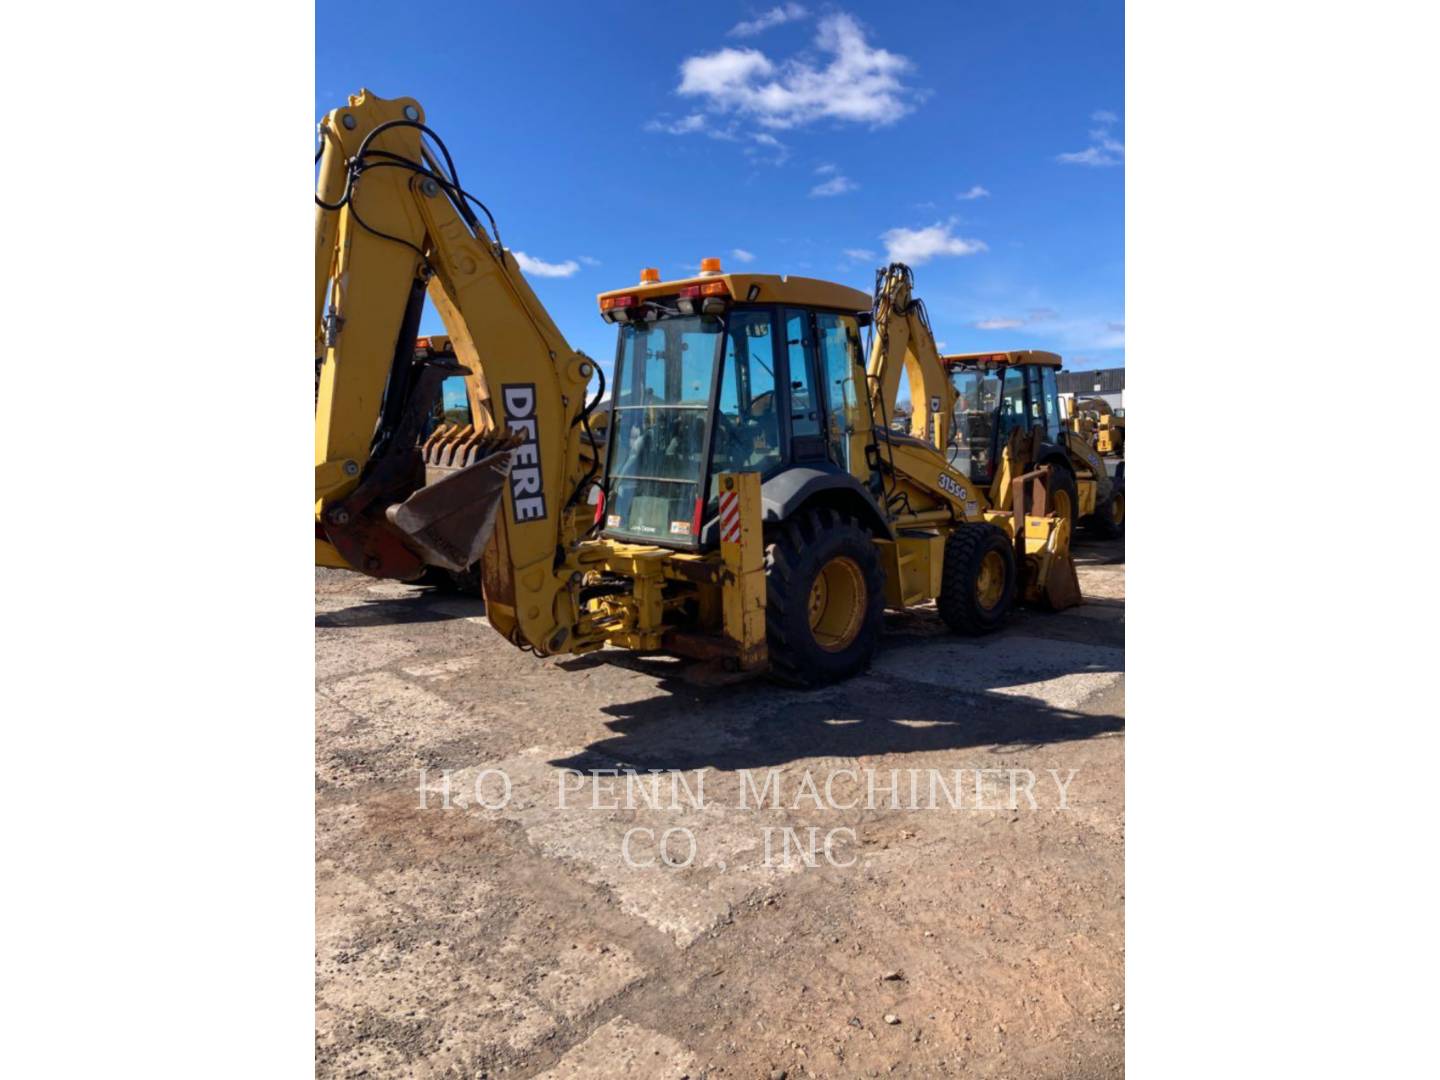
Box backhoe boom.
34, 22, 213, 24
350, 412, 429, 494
314, 90, 597, 655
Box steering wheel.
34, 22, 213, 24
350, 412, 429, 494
713, 411, 751, 460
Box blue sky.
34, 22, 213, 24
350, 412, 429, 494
317, 2, 1124, 382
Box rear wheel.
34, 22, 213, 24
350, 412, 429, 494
938, 523, 1017, 634
1087, 479, 1125, 539
417, 562, 483, 595
765, 508, 884, 686
1046, 462, 1079, 531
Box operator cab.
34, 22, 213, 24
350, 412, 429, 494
595, 260, 872, 550
943, 351, 1065, 484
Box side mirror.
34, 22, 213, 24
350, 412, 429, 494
853, 311, 873, 328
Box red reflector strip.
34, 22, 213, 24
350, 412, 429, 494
593, 489, 606, 525
718, 489, 742, 544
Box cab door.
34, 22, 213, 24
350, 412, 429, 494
814, 311, 864, 470
1037, 366, 1062, 441
782, 307, 828, 463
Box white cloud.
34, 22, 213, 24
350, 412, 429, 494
731, 248, 757, 263
810, 174, 858, 197
843, 248, 876, 261
971, 309, 1125, 351
956, 185, 990, 200
677, 13, 917, 129
814, 162, 838, 175
881, 221, 987, 264
975, 308, 1060, 331
729, 3, 808, 38
745, 130, 790, 164
645, 113, 707, 135
1058, 111, 1124, 167
1057, 146, 1119, 166
513, 251, 580, 278
577, 255, 601, 267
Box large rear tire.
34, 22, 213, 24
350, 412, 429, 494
938, 522, 1017, 635
1046, 462, 1079, 532
764, 508, 884, 687
417, 562, 483, 595
1087, 478, 1125, 540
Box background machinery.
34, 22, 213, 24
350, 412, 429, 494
944, 352, 1124, 539
315, 91, 1082, 685
864, 264, 1124, 540
1067, 397, 1125, 457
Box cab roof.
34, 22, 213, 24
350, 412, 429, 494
597, 271, 870, 314
943, 349, 1063, 369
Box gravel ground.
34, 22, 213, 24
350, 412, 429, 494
316, 537, 1124, 1078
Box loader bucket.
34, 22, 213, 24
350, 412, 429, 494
385, 425, 522, 573
1040, 549, 1083, 611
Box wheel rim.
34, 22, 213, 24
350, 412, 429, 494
1112, 493, 1124, 526
808, 555, 866, 652
975, 550, 1006, 610
1052, 487, 1073, 524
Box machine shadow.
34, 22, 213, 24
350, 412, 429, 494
549, 640, 1123, 774
314, 588, 485, 629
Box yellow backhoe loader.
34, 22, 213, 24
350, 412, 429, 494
862, 264, 1123, 540
944, 352, 1124, 539
315, 91, 1080, 685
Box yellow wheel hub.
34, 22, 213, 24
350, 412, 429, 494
808, 555, 866, 652
975, 550, 1007, 610
1052, 486, 1074, 524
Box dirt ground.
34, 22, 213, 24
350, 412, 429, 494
316, 537, 1124, 1079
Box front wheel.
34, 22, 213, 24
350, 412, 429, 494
938, 523, 1018, 635
764, 508, 885, 687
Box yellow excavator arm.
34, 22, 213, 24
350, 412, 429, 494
314, 89, 597, 655
865, 263, 955, 449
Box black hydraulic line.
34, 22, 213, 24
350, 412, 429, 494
371, 277, 430, 460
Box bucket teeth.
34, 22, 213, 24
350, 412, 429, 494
385, 425, 525, 573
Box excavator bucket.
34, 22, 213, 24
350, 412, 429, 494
385, 425, 522, 573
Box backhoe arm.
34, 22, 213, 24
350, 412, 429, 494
314, 90, 597, 655
866, 263, 954, 449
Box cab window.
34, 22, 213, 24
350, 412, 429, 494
783, 308, 821, 439
996, 366, 1028, 446
711, 309, 781, 484
1040, 366, 1061, 440
815, 312, 863, 468
426, 374, 472, 438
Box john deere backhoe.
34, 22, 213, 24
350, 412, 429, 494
943, 351, 1124, 539
316, 91, 1080, 685
863, 263, 1123, 539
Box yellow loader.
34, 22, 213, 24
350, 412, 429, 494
862, 263, 1123, 540
943, 353, 1124, 540
315, 91, 1080, 685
